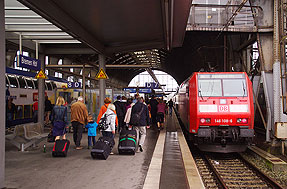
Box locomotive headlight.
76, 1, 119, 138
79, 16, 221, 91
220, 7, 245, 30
200, 118, 211, 123
200, 118, 206, 123
242, 118, 247, 123
237, 118, 248, 123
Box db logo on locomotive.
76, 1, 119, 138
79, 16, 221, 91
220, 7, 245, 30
219, 105, 229, 112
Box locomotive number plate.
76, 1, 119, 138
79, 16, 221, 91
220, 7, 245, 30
219, 105, 229, 112
214, 119, 233, 123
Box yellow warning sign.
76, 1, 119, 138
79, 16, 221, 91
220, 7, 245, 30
35, 69, 48, 79
96, 68, 108, 79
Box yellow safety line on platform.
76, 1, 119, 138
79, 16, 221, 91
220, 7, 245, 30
176, 121, 205, 188
143, 130, 166, 189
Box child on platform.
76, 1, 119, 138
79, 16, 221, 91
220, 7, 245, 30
85, 115, 98, 149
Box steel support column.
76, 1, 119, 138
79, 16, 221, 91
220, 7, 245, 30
99, 54, 106, 108
274, 0, 282, 124
38, 52, 45, 127
82, 64, 86, 103
0, 0, 5, 187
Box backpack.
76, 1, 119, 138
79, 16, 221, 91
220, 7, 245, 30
98, 113, 112, 131
129, 105, 145, 126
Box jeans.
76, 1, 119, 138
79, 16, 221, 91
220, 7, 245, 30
88, 136, 96, 146
169, 107, 173, 115
72, 121, 84, 147
134, 126, 146, 146
102, 131, 114, 139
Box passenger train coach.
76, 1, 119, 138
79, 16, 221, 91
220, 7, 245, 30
6, 67, 67, 125
175, 72, 254, 153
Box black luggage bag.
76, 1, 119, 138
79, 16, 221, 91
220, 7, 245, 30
91, 137, 115, 160
47, 132, 56, 143
52, 139, 70, 157
118, 129, 137, 155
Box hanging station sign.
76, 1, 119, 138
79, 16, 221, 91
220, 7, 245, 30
17, 55, 41, 71
67, 82, 82, 88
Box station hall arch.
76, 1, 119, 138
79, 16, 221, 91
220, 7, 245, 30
128, 70, 179, 97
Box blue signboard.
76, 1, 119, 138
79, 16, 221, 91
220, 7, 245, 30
124, 88, 137, 93
67, 82, 82, 88
18, 55, 41, 71
139, 88, 152, 93
145, 82, 159, 89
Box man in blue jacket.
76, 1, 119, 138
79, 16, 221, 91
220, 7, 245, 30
130, 97, 150, 152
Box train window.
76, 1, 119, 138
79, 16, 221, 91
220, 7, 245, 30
24, 105, 32, 119
198, 79, 222, 97
26, 78, 34, 89
5, 76, 9, 87
46, 82, 53, 91
8, 75, 19, 88
52, 82, 57, 89
15, 105, 24, 119
18, 76, 27, 89
223, 79, 247, 97
34, 79, 38, 89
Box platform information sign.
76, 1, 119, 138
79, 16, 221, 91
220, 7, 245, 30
35, 69, 47, 79
96, 68, 108, 79
124, 88, 151, 93
145, 82, 159, 89
67, 82, 82, 88
17, 55, 41, 71
124, 88, 137, 93
139, 88, 152, 93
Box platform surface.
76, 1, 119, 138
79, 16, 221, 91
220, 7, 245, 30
5, 112, 204, 189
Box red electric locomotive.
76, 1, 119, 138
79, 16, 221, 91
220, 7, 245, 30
175, 72, 254, 153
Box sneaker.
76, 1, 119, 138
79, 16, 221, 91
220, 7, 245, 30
87, 146, 92, 149
110, 152, 114, 155
76, 146, 83, 150
139, 145, 143, 152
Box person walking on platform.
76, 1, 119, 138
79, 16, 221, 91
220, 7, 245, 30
149, 95, 158, 127
156, 99, 166, 130
51, 96, 67, 140
97, 97, 118, 126
32, 99, 38, 123
130, 97, 150, 152
101, 104, 117, 138
97, 97, 111, 123
85, 115, 98, 149
45, 96, 53, 126
168, 99, 174, 116
71, 96, 88, 150
113, 96, 126, 132
6, 97, 16, 128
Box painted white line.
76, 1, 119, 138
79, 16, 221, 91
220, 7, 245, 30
143, 130, 166, 189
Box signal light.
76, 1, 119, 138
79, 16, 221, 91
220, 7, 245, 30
237, 118, 248, 123
200, 118, 211, 124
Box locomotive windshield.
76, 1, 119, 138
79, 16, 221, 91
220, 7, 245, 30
198, 75, 247, 97
223, 79, 247, 97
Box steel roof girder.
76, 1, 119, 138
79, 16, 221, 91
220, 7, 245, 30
17, 0, 106, 56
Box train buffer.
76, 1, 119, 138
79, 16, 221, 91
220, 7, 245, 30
5, 123, 48, 151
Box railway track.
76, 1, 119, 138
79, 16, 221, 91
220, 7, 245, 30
192, 149, 284, 189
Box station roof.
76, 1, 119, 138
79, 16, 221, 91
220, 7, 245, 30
5, 0, 191, 86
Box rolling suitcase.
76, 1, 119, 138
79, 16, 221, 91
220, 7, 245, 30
52, 139, 70, 157
91, 137, 115, 160
118, 129, 137, 155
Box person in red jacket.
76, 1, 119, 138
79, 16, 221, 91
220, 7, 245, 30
97, 97, 118, 126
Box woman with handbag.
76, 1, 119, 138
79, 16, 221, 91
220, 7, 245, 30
51, 96, 67, 140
